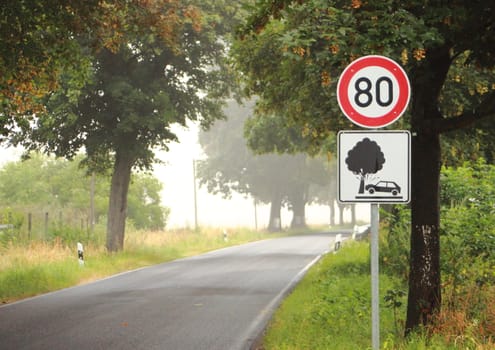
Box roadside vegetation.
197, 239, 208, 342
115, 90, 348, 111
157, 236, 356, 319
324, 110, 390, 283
259, 160, 495, 349
0, 226, 277, 304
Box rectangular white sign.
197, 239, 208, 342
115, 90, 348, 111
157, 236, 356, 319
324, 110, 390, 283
338, 130, 411, 203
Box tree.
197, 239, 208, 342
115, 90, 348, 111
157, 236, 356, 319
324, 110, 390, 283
127, 173, 170, 230
244, 110, 330, 228
233, 0, 495, 333
345, 138, 385, 194
197, 100, 289, 231
0, 1, 155, 135
198, 100, 330, 230
0, 154, 169, 230
13, 0, 237, 251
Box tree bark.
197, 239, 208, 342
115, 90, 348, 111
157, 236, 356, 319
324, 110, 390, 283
106, 150, 134, 252
358, 177, 365, 194
406, 131, 441, 332
289, 185, 307, 229
405, 46, 450, 334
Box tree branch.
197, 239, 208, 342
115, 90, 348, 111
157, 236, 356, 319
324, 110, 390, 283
425, 90, 495, 134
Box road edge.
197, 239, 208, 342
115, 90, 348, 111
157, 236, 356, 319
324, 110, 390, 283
241, 249, 330, 350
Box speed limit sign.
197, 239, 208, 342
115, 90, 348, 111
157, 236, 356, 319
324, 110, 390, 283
337, 55, 410, 128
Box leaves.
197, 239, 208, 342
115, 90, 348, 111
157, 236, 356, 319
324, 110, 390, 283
0, 154, 169, 231
233, 0, 495, 146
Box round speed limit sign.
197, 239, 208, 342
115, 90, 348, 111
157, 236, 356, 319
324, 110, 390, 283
337, 55, 410, 128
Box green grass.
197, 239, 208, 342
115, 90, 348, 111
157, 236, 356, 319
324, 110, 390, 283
261, 241, 406, 350
0, 226, 312, 304
259, 241, 495, 349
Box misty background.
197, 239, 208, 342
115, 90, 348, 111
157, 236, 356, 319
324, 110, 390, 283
1, 117, 370, 231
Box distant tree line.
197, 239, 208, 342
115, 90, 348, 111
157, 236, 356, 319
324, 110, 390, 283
197, 100, 355, 231
0, 154, 169, 242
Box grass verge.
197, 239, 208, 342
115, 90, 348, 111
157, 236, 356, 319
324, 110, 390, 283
260, 241, 404, 350
259, 241, 495, 349
0, 227, 283, 304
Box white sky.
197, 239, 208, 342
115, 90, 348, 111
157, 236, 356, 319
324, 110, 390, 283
0, 123, 370, 230
153, 122, 370, 229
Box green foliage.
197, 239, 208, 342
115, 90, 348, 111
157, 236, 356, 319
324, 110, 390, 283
127, 173, 170, 230
383, 160, 495, 286
440, 159, 495, 287
261, 238, 494, 349
17, 0, 238, 169
234, 0, 495, 332
0, 207, 24, 246
381, 205, 411, 281
0, 0, 100, 118
0, 154, 170, 240
8, 0, 241, 251
45, 225, 93, 246
384, 288, 407, 337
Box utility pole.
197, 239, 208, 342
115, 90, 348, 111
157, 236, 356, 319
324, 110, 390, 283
193, 159, 198, 231
89, 172, 95, 232
253, 198, 258, 231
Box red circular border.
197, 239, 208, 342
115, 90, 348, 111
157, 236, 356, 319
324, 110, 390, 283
337, 55, 410, 128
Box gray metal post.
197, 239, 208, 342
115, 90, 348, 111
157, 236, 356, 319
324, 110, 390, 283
192, 160, 198, 231
371, 203, 380, 349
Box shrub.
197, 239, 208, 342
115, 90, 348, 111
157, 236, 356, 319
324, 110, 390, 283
381, 205, 411, 282
0, 207, 24, 245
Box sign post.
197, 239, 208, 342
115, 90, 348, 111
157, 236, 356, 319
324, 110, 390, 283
370, 204, 380, 350
337, 55, 411, 350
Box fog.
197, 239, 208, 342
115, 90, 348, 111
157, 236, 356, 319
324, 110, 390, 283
154, 121, 370, 229
0, 126, 370, 230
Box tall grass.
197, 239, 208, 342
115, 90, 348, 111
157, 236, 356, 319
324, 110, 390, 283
259, 241, 495, 349
261, 241, 403, 350
0, 227, 272, 304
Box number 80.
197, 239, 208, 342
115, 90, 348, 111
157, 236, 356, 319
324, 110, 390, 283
354, 76, 393, 108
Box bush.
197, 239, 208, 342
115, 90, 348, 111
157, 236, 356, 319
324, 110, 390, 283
379, 160, 495, 345
440, 160, 495, 288
381, 205, 411, 282
0, 207, 24, 245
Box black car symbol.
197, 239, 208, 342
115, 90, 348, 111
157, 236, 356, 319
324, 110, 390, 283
365, 181, 401, 195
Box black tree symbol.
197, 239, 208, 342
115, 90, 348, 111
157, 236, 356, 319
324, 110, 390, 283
346, 138, 386, 194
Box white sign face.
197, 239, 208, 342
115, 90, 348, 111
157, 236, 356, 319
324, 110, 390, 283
337, 55, 411, 129
338, 130, 411, 203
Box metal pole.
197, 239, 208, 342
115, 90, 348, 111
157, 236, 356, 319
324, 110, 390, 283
370, 203, 380, 350
192, 160, 198, 231
253, 198, 258, 231
90, 172, 95, 232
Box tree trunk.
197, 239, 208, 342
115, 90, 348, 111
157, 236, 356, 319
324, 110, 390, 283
358, 177, 365, 193
329, 200, 335, 226
338, 203, 345, 225
268, 192, 282, 232
351, 204, 356, 226
106, 151, 134, 252
405, 46, 450, 334
289, 185, 307, 229
405, 131, 441, 332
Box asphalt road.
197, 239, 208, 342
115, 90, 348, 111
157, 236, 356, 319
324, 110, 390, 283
0, 232, 344, 350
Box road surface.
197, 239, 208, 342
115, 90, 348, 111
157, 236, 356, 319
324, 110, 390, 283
0, 232, 345, 350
